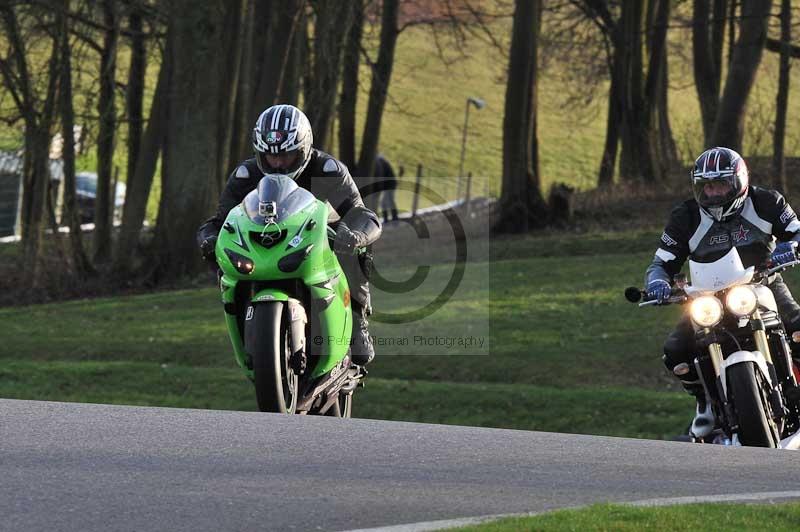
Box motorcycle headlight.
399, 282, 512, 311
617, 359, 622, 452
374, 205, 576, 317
224, 249, 255, 275
726, 285, 757, 317
690, 296, 723, 327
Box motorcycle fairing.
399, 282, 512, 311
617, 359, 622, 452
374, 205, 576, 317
686, 247, 754, 295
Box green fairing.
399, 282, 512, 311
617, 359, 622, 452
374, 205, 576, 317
215, 186, 352, 380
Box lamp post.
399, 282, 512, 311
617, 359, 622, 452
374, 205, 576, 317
457, 96, 485, 198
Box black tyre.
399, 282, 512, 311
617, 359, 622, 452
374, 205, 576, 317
244, 302, 298, 413
326, 391, 353, 418
727, 362, 779, 447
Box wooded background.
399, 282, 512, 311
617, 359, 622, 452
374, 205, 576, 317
0, 0, 796, 292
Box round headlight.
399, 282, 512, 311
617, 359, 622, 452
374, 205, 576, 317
726, 285, 757, 317
690, 296, 723, 327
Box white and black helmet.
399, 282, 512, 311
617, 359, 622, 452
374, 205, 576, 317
252, 104, 313, 180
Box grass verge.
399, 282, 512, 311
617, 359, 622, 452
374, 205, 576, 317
0, 360, 691, 440
452, 502, 800, 531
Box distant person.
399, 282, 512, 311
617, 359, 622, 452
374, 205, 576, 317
374, 153, 398, 223
643, 147, 800, 439
196, 104, 381, 366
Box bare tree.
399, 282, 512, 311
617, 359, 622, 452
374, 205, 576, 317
125, 0, 147, 202
692, 0, 728, 145
338, 0, 364, 171
58, 0, 95, 279
495, 0, 548, 233
149, 0, 229, 281
709, 0, 773, 150
773, 0, 791, 192
113, 41, 169, 276
647, 0, 679, 175
303, 0, 354, 151
93, 0, 120, 263
228, 0, 255, 167
357, 0, 399, 208
0, 4, 61, 289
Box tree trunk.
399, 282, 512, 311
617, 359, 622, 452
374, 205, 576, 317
494, 0, 548, 233
59, 4, 95, 278
94, 0, 119, 263
643, 0, 672, 180
598, 18, 624, 187
728, 0, 738, 68
710, 0, 773, 151
126, 4, 146, 200
280, 8, 305, 106
693, 0, 721, 145
250, 0, 302, 119
216, 0, 247, 193
229, 0, 256, 166
113, 44, 170, 276
712, 0, 727, 81
773, 0, 791, 192
619, 0, 655, 182
357, 0, 399, 208
304, 0, 352, 151
338, 0, 363, 171
1, 5, 60, 289
150, 0, 228, 282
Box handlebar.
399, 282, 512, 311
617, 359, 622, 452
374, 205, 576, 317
624, 286, 687, 307
626, 257, 800, 308
762, 258, 800, 277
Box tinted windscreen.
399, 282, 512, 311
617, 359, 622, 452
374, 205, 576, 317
243, 175, 316, 224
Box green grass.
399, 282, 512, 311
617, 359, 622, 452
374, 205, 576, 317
0, 360, 691, 440
4, 228, 800, 437
453, 502, 800, 531
0, 228, 698, 438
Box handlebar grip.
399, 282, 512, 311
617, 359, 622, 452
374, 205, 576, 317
624, 287, 644, 303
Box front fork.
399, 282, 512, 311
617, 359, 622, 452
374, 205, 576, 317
700, 310, 785, 431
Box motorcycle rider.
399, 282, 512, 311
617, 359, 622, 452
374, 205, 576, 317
645, 146, 800, 439
197, 104, 381, 366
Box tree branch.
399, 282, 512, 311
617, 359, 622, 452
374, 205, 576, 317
766, 36, 800, 57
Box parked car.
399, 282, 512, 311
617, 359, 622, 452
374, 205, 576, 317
75, 172, 126, 224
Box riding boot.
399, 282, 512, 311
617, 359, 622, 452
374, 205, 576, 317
679, 374, 714, 438
350, 301, 374, 366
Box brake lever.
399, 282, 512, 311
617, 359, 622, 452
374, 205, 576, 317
638, 294, 687, 308
764, 258, 800, 277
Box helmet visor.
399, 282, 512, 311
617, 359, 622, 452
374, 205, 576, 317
255, 148, 302, 176
692, 176, 737, 209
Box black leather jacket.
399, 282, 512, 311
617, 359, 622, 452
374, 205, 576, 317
645, 186, 800, 286
197, 148, 381, 245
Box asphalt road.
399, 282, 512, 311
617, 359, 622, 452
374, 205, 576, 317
2, 399, 799, 532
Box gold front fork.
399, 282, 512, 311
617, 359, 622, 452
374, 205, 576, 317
752, 309, 774, 364
708, 341, 724, 378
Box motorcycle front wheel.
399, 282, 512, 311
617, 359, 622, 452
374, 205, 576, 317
727, 362, 779, 447
245, 302, 298, 414
326, 391, 353, 418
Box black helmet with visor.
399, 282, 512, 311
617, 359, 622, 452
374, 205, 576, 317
252, 104, 313, 180
691, 147, 749, 222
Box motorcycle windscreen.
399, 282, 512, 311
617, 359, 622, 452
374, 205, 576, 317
243, 174, 316, 224
687, 246, 754, 294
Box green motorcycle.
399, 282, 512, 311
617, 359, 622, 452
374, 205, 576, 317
215, 174, 365, 416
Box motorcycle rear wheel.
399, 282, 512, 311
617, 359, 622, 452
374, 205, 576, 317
727, 362, 779, 448
245, 302, 298, 414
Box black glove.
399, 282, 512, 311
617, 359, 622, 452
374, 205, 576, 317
200, 235, 218, 262
334, 222, 367, 255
